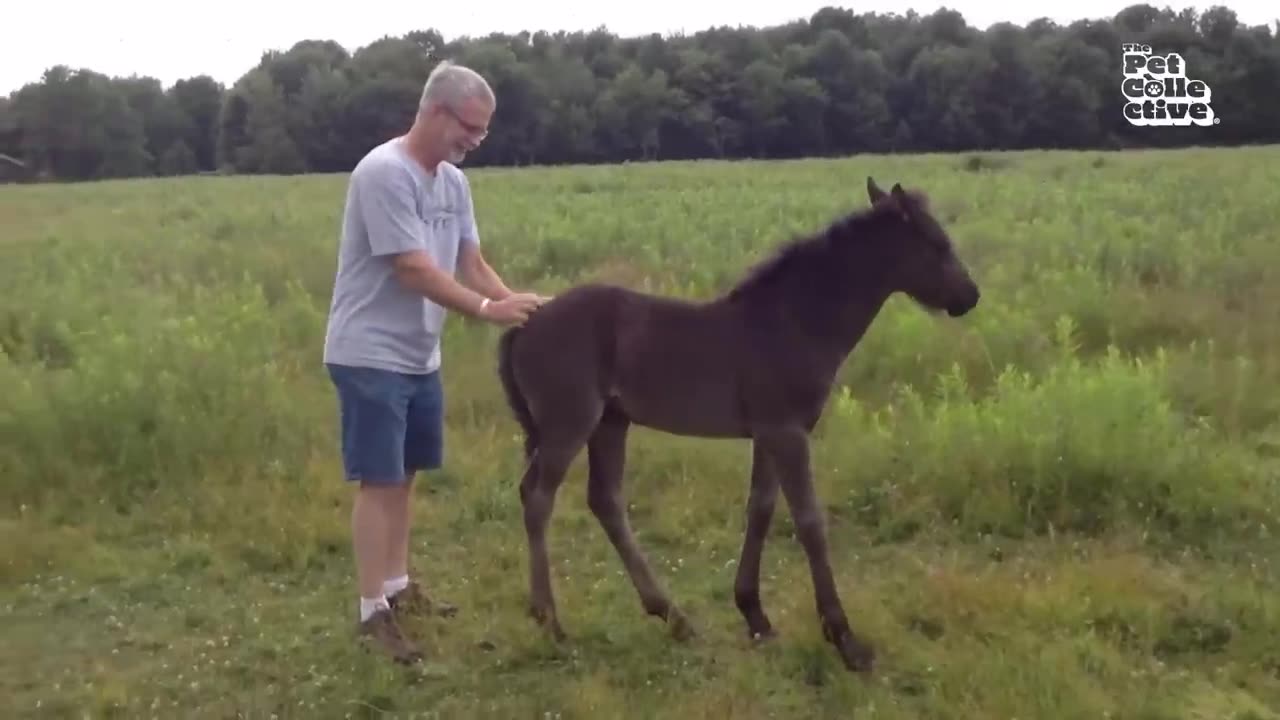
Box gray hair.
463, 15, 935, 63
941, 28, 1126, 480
418, 60, 494, 112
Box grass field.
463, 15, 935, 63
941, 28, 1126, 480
3, 146, 1279, 718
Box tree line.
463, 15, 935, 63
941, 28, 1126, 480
2, 3, 1278, 182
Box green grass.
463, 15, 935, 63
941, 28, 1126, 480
3, 146, 1279, 718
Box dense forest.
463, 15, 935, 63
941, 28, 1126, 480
2, 3, 1278, 182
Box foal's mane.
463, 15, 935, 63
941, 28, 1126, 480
723, 189, 929, 302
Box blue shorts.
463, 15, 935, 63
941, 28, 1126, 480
326, 363, 444, 484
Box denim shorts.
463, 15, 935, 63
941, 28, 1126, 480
326, 363, 444, 484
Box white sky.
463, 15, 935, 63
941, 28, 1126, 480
4, 1, 1277, 94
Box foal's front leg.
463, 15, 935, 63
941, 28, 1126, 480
759, 427, 876, 673
734, 440, 779, 640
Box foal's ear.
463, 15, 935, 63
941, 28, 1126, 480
867, 176, 888, 204
888, 183, 911, 221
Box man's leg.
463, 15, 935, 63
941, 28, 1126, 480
382, 476, 413, 598
353, 482, 397, 612
386, 369, 456, 617
327, 363, 423, 663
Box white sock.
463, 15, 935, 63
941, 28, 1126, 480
383, 574, 409, 597
360, 595, 390, 622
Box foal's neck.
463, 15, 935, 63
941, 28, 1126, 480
760, 249, 892, 366
822, 226, 898, 357
818, 274, 892, 360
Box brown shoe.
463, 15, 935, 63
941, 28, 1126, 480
357, 607, 423, 664
387, 580, 458, 619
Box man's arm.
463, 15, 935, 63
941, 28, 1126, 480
357, 160, 491, 318
392, 251, 493, 316
458, 241, 514, 300
451, 169, 512, 301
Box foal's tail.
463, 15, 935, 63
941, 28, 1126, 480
497, 327, 538, 460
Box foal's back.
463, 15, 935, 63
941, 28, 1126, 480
509, 282, 758, 438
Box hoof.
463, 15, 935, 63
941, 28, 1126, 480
668, 609, 697, 642
544, 621, 567, 643
837, 634, 876, 674
823, 620, 875, 673
746, 615, 775, 642
530, 605, 567, 642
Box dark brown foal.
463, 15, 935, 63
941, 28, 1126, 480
497, 177, 980, 673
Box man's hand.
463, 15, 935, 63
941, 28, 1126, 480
479, 292, 550, 326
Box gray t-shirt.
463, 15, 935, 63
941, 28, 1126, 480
323, 137, 480, 375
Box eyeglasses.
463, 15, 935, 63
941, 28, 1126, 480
443, 104, 489, 139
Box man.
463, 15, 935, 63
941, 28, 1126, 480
322, 60, 548, 663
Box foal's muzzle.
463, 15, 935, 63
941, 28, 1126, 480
946, 285, 980, 317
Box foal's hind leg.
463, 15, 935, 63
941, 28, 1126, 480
586, 406, 694, 641
521, 421, 595, 641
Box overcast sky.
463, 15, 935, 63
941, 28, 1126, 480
5, 1, 1278, 94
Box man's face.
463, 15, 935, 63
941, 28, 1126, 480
440, 95, 492, 163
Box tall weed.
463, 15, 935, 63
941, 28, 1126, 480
829, 319, 1274, 545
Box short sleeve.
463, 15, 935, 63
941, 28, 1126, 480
455, 169, 480, 247
354, 159, 426, 257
